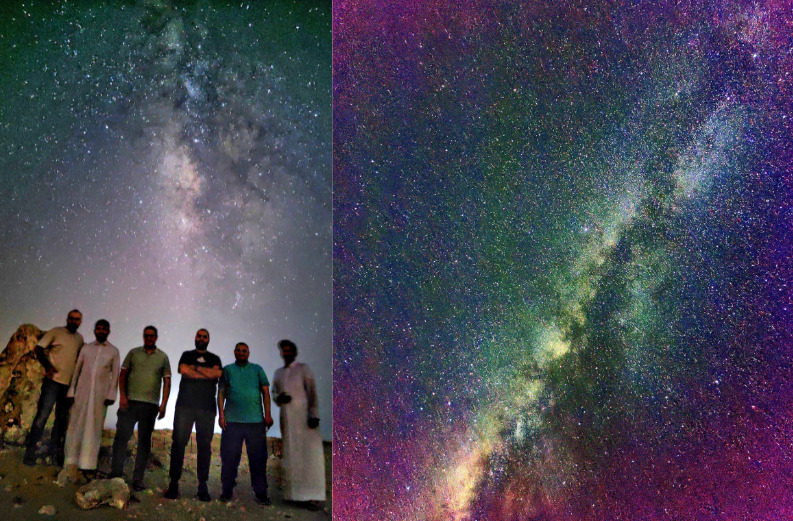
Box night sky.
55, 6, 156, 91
0, 0, 331, 439
334, 1, 793, 519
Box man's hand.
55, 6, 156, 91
35, 347, 54, 378
264, 414, 274, 428
308, 417, 320, 429
196, 365, 222, 379
275, 393, 291, 406
158, 403, 166, 420
180, 364, 222, 380
104, 399, 114, 406
119, 396, 129, 411
218, 413, 226, 430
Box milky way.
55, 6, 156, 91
0, 0, 331, 438
334, 0, 793, 518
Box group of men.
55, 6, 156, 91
22, 309, 326, 506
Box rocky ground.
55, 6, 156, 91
0, 429, 331, 520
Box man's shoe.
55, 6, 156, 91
196, 482, 210, 502
22, 454, 37, 466
255, 493, 271, 506
132, 480, 146, 492
218, 494, 232, 503
163, 482, 179, 499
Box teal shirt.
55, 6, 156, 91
220, 362, 269, 423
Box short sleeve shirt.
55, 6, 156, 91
175, 350, 222, 411
37, 326, 85, 385
220, 362, 269, 423
122, 347, 171, 405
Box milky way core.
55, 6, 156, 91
1, 0, 331, 438
334, 0, 793, 518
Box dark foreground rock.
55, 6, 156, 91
76, 477, 129, 510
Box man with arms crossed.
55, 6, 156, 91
24, 309, 84, 467
109, 325, 171, 491
217, 342, 273, 505
164, 328, 222, 501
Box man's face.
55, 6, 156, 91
94, 323, 110, 343
66, 312, 82, 333
143, 328, 157, 348
234, 343, 250, 363
280, 345, 297, 364
194, 330, 210, 351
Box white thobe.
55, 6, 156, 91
273, 362, 326, 501
64, 340, 120, 470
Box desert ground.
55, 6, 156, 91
0, 428, 331, 520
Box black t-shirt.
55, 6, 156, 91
175, 349, 222, 411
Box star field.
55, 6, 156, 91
334, 0, 793, 518
0, 0, 331, 438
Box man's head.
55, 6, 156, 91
94, 319, 110, 343
195, 329, 210, 351
234, 342, 249, 364
143, 325, 158, 349
66, 309, 82, 334
277, 339, 297, 365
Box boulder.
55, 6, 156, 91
75, 477, 129, 510
3, 425, 26, 445
38, 505, 56, 515
56, 464, 83, 486
0, 325, 44, 445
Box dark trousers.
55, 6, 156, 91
25, 377, 70, 462
110, 401, 159, 481
220, 422, 268, 497
169, 407, 215, 488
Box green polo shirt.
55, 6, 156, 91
122, 346, 171, 405
220, 362, 269, 423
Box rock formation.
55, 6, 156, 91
0, 324, 44, 445
75, 477, 129, 510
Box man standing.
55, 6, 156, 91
24, 309, 85, 467
63, 319, 120, 476
164, 328, 222, 502
109, 325, 171, 491
217, 342, 273, 505
272, 339, 325, 505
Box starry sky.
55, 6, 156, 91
0, 0, 331, 439
334, 0, 793, 519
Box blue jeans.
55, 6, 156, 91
169, 406, 215, 488
220, 422, 268, 497
25, 377, 70, 462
